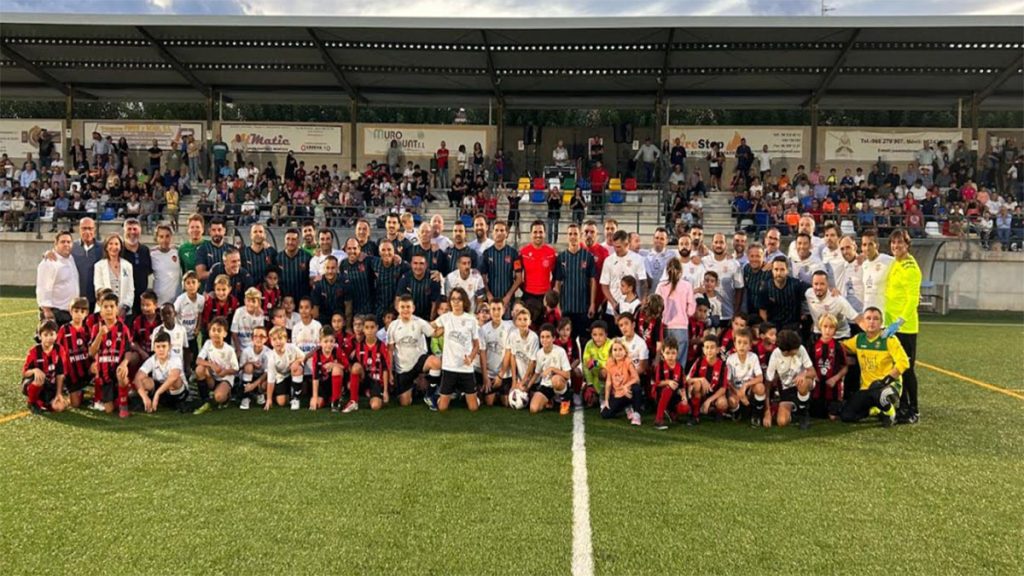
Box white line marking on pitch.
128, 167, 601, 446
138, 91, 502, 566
572, 406, 594, 576
921, 321, 1023, 327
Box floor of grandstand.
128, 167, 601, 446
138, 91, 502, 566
1, 296, 1021, 575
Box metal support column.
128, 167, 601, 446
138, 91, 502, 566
970, 92, 980, 176
64, 89, 74, 162
809, 99, 820, 168
496, 100, 505, 164
350, 100, 359, 168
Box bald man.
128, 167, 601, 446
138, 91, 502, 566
786, 215, 826, 262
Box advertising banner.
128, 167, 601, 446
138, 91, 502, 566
83, 121, 204, 150
362, 125, 489, 157
0, 119, 63, 158
666, 126, 804, 158
823, 129, 964, 161
221, 123, 342, 154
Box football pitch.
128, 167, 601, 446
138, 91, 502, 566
1, 296, 1022, 576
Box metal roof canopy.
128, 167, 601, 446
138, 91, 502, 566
0, 13, 1022, 111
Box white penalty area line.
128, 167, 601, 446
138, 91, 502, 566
921, 321, 1023, 327
572, 406, 594, 576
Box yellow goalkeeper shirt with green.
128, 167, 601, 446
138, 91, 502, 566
884, 255, 921, 334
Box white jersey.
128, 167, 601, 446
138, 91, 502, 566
600, 251, 648, 315
151, 248, 182, 305
152, 323, 187, 357
267, 343, 305, 386
309, 250, 346, 278
661, 257, 705, 291
387, 317, 434, 374
197, 340, 239, 384
618, 298, 641, 317
820, 245, 845, 279
787, 236, 826, 262
622, 334, 649, 371
444, 270, 486, 313
173, 293, 205, 338
240, 345, 272, 375
789, 254, 832, 286
469, 238, 494, 257
139, 353, 184, 390
231, 308, 266, 351
534, 345, 571, 388
505, 329, 540, 380
805, 289, 860, 339
702, 254, 745, 320
726, 352, 763, 389
641, 248, 677, 290
766, 346, 814, 390
861, 253, 894, 316
478, 320, 512, 377
291, 319, 322, 373
833, 258, 864, 313
433, 311, 478, 374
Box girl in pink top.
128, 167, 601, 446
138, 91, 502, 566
656, 258, 697, 366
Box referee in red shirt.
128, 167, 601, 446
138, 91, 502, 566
519, 220, 558, 311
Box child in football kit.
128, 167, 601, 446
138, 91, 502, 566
617, 275, 641, 317
89, 293, 138, 418
388, 295, 443, 407
310, 326, 349, 411
174, 271, 205, 376
264, 326, 306, 410
581, 321, 612, 408
765, 329, 817, 430
348, 317, 392, 412
56, 298, 93, 408
201, 275, 239, 340
505, 308, 540, 407
476, 299, 511, 406
431, 289, 480, 413
152, 303, 188, 360
810, 314, 849, 421
725, 328, 766, 426
259, 268, 282, 315
239, 326, 271, 410
685, 335, 730, 424
231, 288, 266, 358
134, 331, 187, 413
526, 324, 572, 415
718, 315, 749, 360
132, 291, 161, 355
652, 338, 689, 430
600, 339, 643, 426
686, 299, 711, 371
23, 320, 67, 414
554, 317, 583, 402
636, 294, 664, 362
192, 317, 239, 414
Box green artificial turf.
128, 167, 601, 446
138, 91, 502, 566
1, 296, 1022, 575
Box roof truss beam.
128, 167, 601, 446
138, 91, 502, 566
804, 28, 860, 107
976, 52, 1024, 104
656, 28, 675, 104
0, 41, 98, 100
307, 28, 367, 104
136, 26, 210, 97
480, 30, 504, 105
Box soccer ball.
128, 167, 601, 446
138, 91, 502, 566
508, 388, 529, 410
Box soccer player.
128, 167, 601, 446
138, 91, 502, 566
685, 336, 730, 424
860, 228, 894, 316
431, 288, 480, 412
725, 328, 766, 425
617, 276, 641, 316
600, 339, 643, 425
56, 298, 92, 408
445, 253, 486, 313
840, 307, 909, 427
581, 321, 612, 408
239, 325, 271, 410
526, 324, 572, 415
806, 270, 862, 339
636, 295, 664, 362
652, 337, 688, 430
370, 240, 409, 323
291, 298, 323, 377
264, 326, 306, 410
242, 223, 278, 287
477, 300, 513, 406
397, 254, 443, 322
616, 313, 650, 382
600, 230, 648, 330
339, 237, 377, 328
276, 228, 313, 303
505, 308, 540, 403
388, 295, 443, 408
885, 228, 922, 425
348, 317, 391, 412
152, 303, 187, 360
201, 275, 239, 340
554, 317, 582, 398
310, 327, 349, 411
89, 293, 135, 417
174, 271, 204, 374
258, 267, 282, 316
554, 223, 597, 347
311, 255, 345, 326
22, 320, 67, 414
131, 290, 161, 355
757, 256, 806, 331
134, 331, 186, 413
702, 232, 745, 326
810, 314, 849, 421
700, 271, 724, 329
480, 221, 522, 312
765, 329, 816, 429
231, 288, 265, 358
193, 317, 239, 414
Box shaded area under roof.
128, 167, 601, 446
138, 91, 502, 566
0, 13, 1022, 110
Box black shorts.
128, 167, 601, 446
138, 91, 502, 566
364, 375, 386, 399
482, 376, 511, 396
779, 387, 799, 406
161, 388, 190, 409
22, 378, 57, 404
709, 166, 723, 178
440, 370, 477, 396
395, 354, 429, 396
65, 373, 90, 394
532, 386, 556, 401
97, 378, 119, 404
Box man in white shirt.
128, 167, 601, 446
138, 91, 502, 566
660, 234, 705, 290
640, 228, 677, 292
309, 229, 345, 281
702, 233, 744, 323
789, 233, 832, 286
859, 229, 894, 317
468, 215, 494, 257
805, 271, 862, 339
429, 215, 452, 253
444, 254, 486, 313
37, 231, 80, 324
599, 230, 648, 320
819, 223, 845, 275
833, 236, 864, 313
786, 215, 825, 262
150, 225, 182, 305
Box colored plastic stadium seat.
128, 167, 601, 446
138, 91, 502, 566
530, 190, 546, 203
563, 190, 574, 204
460, 215, 474, 227
624, 178, 637, 191
576, 178, 590, 191
518, 177, 531, 191
562, 177, 576, 190
840, 220, 857, 236
609, 191, 626, 204
608, 178, 622, 191
533, 177, 545, 190
925, 221, 943, 238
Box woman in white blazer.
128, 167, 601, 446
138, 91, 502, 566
93, 234, 134, 316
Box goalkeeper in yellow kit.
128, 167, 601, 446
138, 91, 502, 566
840, 307, 910, 427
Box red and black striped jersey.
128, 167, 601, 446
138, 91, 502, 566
637, 312, 663, 357
311, 347, 350, 382
687, 356, 729, 392
201, 295, 240, 335
56, 323, 92, 383
259, 284, 281, 316
340, 334, 362, 360
755, 341, 776, 374
352, 340, 391, 383
687, 317, 707, 370
23, 344, 65, 387
131, 314, 161, 352
655, 361, 684, 387
554, 337, 579, 365
812, 338, 847, 385
85, 311, 101, 334
719, 328, 736, 360
91, 320, 132, 381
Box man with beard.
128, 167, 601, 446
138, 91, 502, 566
468, 214, 494, 258
554, 223, 597, 347
397, 254, 442, 322
382, 214, 412, 260
640, 227, 677, 293
242, 223, 278, 285
757, 256, 807, 331
310, 229, 345, 283
371, 240, 410, 322
732, 231, 749, 267
195, 217, 228, 283
276, 228, 312, 302
481, 221, 522, 313
741, 243, 769, 316
355, 219, 379, 258
205, 247, 254, 302
819, 223, 845, 276
702, 233, 744, 327
582, 220, 609, 312
663, 234, 705, 291
121, 218, 153, 314
339, 238, 376, 329
301, 223, 318, 256
833, 236, 864, 313
859, 228, 893, 317
446, 221, 477, 269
